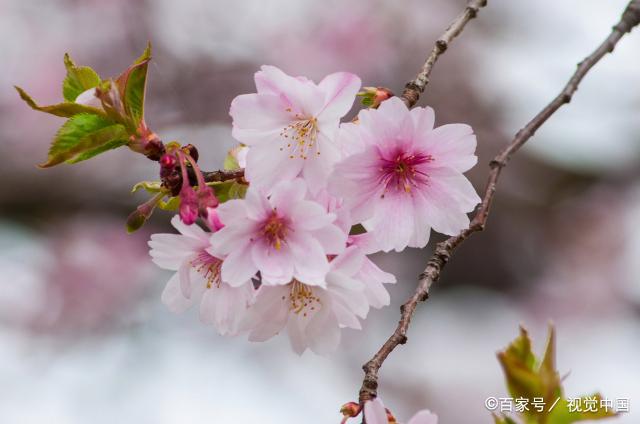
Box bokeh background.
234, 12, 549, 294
1, 0, 639, 423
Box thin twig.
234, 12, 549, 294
202, 169, 245, 183
401, 0, 488, 108
358, 0, 640, 403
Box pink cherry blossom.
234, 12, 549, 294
311, 189, 396, 307
242, 244, 375, 355
230, 65, 361, 194
148, 216, 254, 335
364, 398, 438, 424
329, 96, 480, 252
348, 232, 396, 308
208, 179, 347, 287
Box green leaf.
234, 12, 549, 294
223, 151, 240, 171
39, 114, 128, 167
158, 196, 180, 211
15, 86, 105, 118
212, 180, 247, 203
227, 181, 248, 199
62, 53, 101, 102
498, 326, 551, 404
116, 43, 151, 126
131, 180, 164, 194
496, 326, 618, 424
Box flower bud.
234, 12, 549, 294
340, 402, 361, 418
358, 86, 394, 109
126, 208, 147, 234
182, 144, 199, 163
126, 193, 163, 233
205, 207, 224, 232
129, 129, 166, 161
160, 153, 178, 172
197, 185, 219, 217
74, 88, 103, 109
179, 185, 199, 225
385, 408, 398, 423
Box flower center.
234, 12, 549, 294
285, 280, 321, 317
379, 150, 433, 194
279, 109, 320, 160
262, 211, 288, 250
190, 251, 223, 289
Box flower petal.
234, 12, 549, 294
317, 72, 361, 120
407, 410, 439, 424
364, 399, 389, 424
220, 242, 258, 286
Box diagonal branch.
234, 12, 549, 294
401, 0, 488, 108
358, 0, 640, 403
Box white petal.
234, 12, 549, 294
288, 233, 330, 286
364, 399, 389, 424
306, 303, 340, 355
221, 242, 258, 286
245, 145, 304, 194
246, 286, 290, 341
287, 315, 308, 355
251, 241, 294, 285
407, 410, 439, 424
161, 272, 194, 313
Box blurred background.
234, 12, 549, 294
1, 0, 639, 422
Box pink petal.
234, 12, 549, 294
178, 260, 192, 298
255, 65, 324, 116
311, 224, 347, 255
220, 242, 258, 287
161, 273, 194, 313
410, 105, 436, 134
317, 72, 361, 120
244, 144, 304, 193
326, 272, 368, 319
425, 123, 477, 172
251, 241, 294, 285
207, 225, 253, 257
301, 132, 342, 195
365, 193, 415, 252
215, 199, 248, 226
329, 245, 364, 276
230, 93, 291, 146
287, 315, 308, 355
200, 283, 253, 336
364, 399, 389, 424
288, 233, 330, 286
407, 410, 439, 424
245, 286, 290, 341
305, 302, 340, 355
269, 178, 307, 215
290, 200, 335, 231
170, 215, 209, 242
415, 185, 470, 236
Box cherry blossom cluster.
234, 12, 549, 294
149, 65, 479, 355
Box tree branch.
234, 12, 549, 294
401, 0, 488, 108
358, 0, 640, 403
202, 168, 245, 183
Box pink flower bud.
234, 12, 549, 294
205, 207, 224, 232
197, 185, 219, 217
160, 153, 177, 168
179, 185, 199, 225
